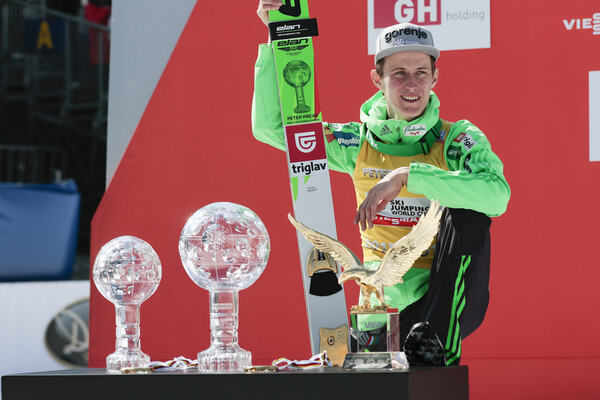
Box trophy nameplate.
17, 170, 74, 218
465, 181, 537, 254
319, 324, 348, 367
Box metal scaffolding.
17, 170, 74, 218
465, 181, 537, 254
0, 0, 110, 136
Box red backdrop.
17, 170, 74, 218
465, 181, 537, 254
90, 1, 600, 398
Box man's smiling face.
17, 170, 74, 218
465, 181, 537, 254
371, 51, 439, 122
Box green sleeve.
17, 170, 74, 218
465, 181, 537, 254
251, 44, 362, 175
251, 44, 286, 151
407, 120, 511, 217
322, 122, 363, 174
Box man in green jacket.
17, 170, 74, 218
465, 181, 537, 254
253, 0, 510, 367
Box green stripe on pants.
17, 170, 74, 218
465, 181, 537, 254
445, 255, 471, 365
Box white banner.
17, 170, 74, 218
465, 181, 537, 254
590, 71, 600, 162
0, 280, 89, 394
367, 0, 491, 55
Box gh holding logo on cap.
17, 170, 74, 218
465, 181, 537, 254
370, 22, 439, 122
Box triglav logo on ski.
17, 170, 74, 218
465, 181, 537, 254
295, 131, 317, 153
285, 123, 328, 177
562, 12, 600, 36
367, 0, 491, 54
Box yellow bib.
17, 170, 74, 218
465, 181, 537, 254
351, 122, 451, 269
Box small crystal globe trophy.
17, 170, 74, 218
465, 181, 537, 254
92, 235, 162, 373
283, 60, 312, 113
179, 202, 270, 372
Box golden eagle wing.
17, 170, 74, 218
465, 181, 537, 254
288, 213, 362, 271
370, 200, 442, 287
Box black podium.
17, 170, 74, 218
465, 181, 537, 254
2, 366, 468, 400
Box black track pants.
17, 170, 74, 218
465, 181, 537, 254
398, 207, 491, 365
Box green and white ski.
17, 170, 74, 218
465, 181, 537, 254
269, 0, 348, 355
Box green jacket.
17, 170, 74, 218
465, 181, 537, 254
252, 43, 510, 217
252, 43, 510, 315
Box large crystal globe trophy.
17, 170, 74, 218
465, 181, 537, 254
92, 236, 162, 373
179, 202, 270, 371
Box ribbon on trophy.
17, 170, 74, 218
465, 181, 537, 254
122, 356, 199, 373
123, 353, 332, 374
271, 351, 332, 370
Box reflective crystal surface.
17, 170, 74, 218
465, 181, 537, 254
179, 202, 270, 371
179, 202, 270, 292
350, 308, 400, 353
92, 236, 161, 373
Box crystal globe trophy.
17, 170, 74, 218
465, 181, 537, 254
283, 60, 312, 113
92, 235, 162, 373
179, 202, 270, 372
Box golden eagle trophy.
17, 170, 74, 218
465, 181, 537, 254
288, 199, 442, 368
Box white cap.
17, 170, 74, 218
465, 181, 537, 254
375, 23, 439, 64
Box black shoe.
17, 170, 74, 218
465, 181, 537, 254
403, 322, 446, 368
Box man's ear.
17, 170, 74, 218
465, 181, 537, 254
431, 68, 439, 88
370, 69, 382, 90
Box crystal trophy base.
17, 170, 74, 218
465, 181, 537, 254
198, 344, 251, 372
342, 351, 407, 369
106, 348, 150, 373
343, 307, 400, 369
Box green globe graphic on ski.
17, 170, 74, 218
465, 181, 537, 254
283, 60, 312, 113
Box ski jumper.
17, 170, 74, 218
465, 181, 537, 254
251, 43, 510, 365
